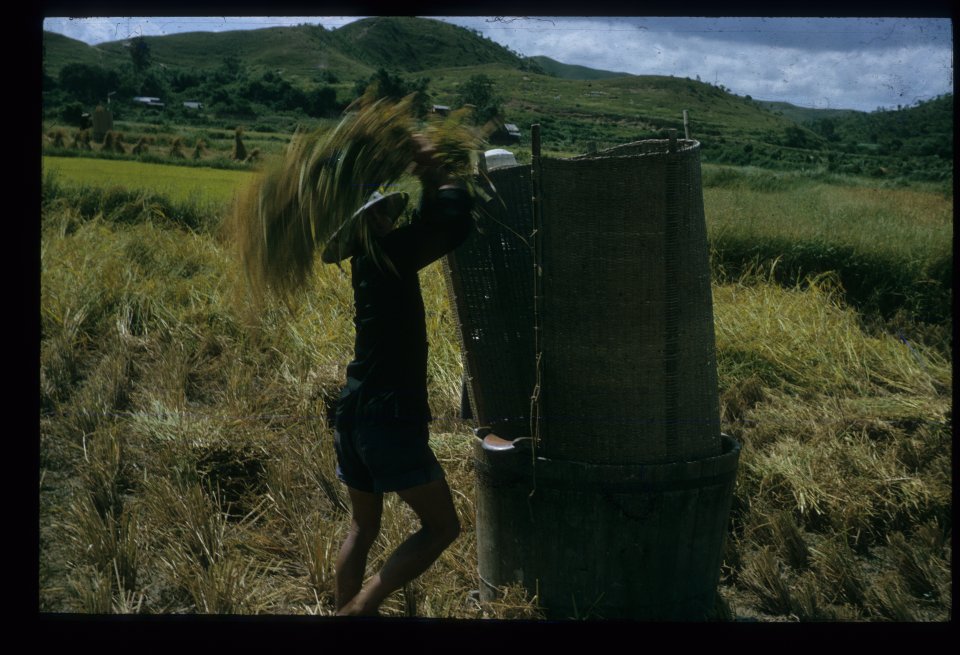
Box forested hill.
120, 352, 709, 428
805, 94, 953, 159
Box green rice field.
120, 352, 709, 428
43, 156, 255, 206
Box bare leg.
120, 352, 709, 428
337, 478, 460, 616
334, 487, 383, 611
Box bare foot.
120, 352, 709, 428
336, 594, 380, 617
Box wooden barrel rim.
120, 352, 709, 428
474, 434, 740, 492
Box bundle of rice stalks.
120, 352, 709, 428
789, 571, 827, 620
71, 129, 92, 150
168, 137, 186, 159
192, 138, 207, 160
231, 128, 247, 161
102, 131, 125, 154
182, 554, 272, 614
887, 531, 945, 601
771, 510, 810, 570
132, 137, 150, 156
244, 148, 261, 164
227, 93, 492, 306
811, 537, 867, 606
740, 547, 793, 615
866, 572, 917, 621
48, 128, 66, 148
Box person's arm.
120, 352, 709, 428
381, 140, 474, 272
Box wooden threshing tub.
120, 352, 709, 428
443, 135, 741, 620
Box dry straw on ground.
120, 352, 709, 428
40, 122, 951, 619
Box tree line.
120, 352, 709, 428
805, 94, 953, 159
44, 36, 506, 130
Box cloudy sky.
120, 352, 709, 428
42, 16, 953, 112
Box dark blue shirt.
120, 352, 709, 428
335, 187, 473, 430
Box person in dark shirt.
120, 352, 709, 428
323, 137, 473, 616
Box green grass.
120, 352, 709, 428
43, 156, 254, 206
704, 167, 953, 324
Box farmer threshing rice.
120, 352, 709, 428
229, 94, 488, 616
327, 139, 473, 616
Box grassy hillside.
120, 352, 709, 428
91, 24, 373, 82
426, 64, 810, 153
43, 31, 126, 75
330, 16, 529, 73
85, 17, 531, 82
529, 55, 631, 80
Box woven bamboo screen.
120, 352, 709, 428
91, 105, 114, 143
445, 139, 721, 464
443, 164, 536, 440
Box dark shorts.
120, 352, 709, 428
334, 420, 444, 494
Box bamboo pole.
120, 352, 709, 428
530, 124, 543, 452
683, 110, 691, 140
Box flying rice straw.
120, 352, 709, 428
228, 92, 495, 308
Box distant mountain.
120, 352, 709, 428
528, 55, 631, 80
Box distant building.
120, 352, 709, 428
432, 105, 451, 116
183, 101, 204, 111
490, 123, 521, 145
132, 96, 165, 108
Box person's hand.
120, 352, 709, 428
410, 134, 444, 178
410, 134, 464, 195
